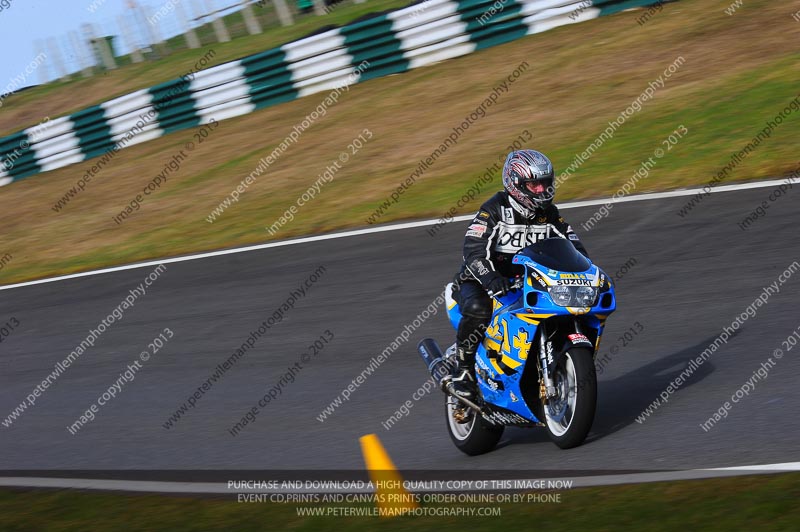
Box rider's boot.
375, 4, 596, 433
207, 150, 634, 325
446, 346, 478, 399
441, 317, 484, 399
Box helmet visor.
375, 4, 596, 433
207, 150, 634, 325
524, 177, 553, 199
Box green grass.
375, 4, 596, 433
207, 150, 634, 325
2, 473, 800, 531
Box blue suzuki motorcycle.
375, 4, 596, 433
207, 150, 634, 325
418, 238, 616, 454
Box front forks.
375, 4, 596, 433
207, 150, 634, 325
537, 323, 557, 403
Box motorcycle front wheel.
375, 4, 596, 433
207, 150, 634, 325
542, 347, 597, 449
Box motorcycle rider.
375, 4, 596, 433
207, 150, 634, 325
442, 149, 589, 398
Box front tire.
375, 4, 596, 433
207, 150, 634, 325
445, 395, 504, 456
543, 347, 597, 449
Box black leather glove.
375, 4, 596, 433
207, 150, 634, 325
485, 275, 511, 298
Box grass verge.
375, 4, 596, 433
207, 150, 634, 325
0, 0, 798, 285
1, 472, 800, 531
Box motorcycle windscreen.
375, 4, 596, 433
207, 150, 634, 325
518, 238, 591, 272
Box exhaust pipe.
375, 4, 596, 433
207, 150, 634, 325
417, 338, 483, 413
417, 338, 452, 382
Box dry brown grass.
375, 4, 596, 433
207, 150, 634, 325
0, 0, 798, 284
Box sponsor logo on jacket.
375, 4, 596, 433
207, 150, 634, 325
493, 223, 554, 253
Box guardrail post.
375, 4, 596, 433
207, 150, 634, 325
203, 0, 231, 42
272, 0, 295, 26
176, 0, 201, 48
69, 30, 95, 76
117, 16, 144, 63
83, 23, 117, 71
47, 37, 70, 81
312, 0, 326, 15
134, 3, 171, 58
144, 5, 166, 45
241, 0, 263, 34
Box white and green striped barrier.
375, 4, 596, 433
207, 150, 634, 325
0, 0, 665, 186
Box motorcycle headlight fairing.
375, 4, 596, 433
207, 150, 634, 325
547, 286, 598, 307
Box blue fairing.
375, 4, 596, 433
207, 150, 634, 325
446, 245, 616, 424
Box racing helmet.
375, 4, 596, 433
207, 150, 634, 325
502, 149, 555, 212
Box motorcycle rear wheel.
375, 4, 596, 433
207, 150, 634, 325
445, 395, 504, 456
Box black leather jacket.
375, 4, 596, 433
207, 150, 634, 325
458, 191, 589, 287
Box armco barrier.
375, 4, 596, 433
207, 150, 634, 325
0, 0, 664, 186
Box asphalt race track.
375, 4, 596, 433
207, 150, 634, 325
1, 184, 798, 474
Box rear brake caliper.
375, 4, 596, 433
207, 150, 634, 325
452, 404, 470, 424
